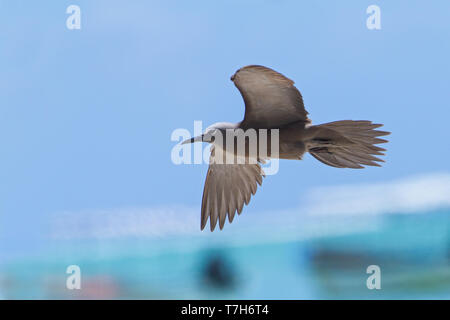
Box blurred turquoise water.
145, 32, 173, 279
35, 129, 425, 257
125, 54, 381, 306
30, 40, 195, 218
1, 210, 449, 299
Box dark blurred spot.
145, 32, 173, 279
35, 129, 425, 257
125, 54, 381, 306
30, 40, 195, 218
202, 253, 236, 290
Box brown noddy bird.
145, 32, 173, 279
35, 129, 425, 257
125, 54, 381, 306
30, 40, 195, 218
183, 65, 390, 231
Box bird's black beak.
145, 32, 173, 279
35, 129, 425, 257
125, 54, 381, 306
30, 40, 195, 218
230, 74, 235, 81
181, 134, 204, 144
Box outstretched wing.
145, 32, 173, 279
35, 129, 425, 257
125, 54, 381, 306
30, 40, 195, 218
201, 147, 265, 231
232, 65, 310, 129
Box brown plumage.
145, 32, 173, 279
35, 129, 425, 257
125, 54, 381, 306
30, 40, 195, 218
183, 65, 390, 231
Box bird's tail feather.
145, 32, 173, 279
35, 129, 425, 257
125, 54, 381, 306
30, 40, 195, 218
308, 120, 390, 169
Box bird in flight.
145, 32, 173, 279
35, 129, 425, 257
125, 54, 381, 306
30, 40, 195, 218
183, 65, 390, 231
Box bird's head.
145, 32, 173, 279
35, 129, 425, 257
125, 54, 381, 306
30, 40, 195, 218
181, 122, 238, 144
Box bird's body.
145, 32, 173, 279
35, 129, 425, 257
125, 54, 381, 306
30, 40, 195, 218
183, 65, 390, 231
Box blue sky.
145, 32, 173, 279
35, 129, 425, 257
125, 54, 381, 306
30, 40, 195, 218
1, 1, 450, 258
